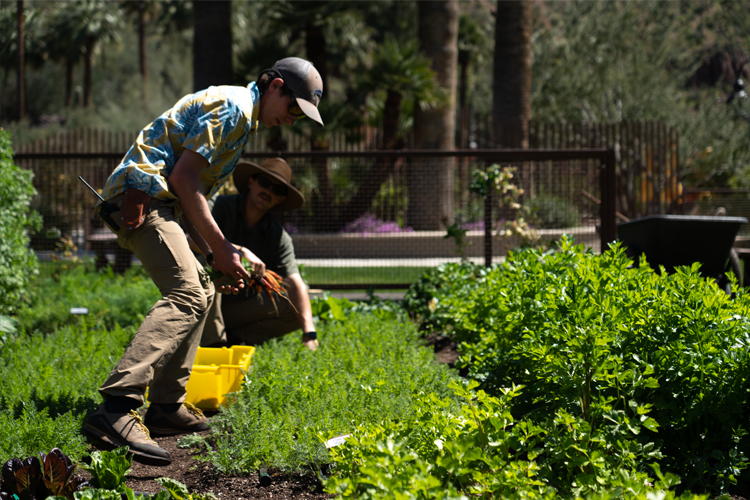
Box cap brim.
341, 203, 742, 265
296, 97, 324, 126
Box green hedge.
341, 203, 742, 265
0, 129, 39, 317
403, 237, 750, 495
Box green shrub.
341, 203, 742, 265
405, 237, 750, 494
326, 381, 704, 499
526, 194, 581, 228
402, 261, 486, 331
0, 129, 40, 315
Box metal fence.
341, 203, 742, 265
13, 147, 616, 288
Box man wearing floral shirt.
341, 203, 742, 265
83, 57, 324, 466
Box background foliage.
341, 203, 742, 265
0, 129, 39, 316
3, 1, 750, 189
404, 238, 750, 494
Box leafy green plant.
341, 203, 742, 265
406, 236, 750, 494
1, 448, 85, 499
470, 164, 538, 242
205, 312, 459, 474
325, 380, 703, 498
154, 478, 217, 500
402, 260, 486, 330
78, 449, 215, 499
526, 194, 581, 229
0, 129, 40, 316
83, 448, 132, 492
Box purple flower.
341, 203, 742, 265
340, 213, 414, 234
283, 222, 299, 234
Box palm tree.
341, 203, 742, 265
193, 0, 233, 90
410, 0, 459, 230
119, 0, 158, 98
16, 0, 25, 120
44, 6, 85, 107
493, 0, 532, 148
340, 36, 444, 227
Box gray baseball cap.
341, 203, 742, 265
270, 57, 324, 126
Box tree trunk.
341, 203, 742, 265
408, 0, 459, 230
192, 0, 233, 91
492, 0, 532, 148
305, 16, 334, 231
339, 90, 404, 228
457, 47, 471, 208
64, 58, 74, 107
83, 37, 95, 107
137, 1, 147, 98
16, 0, 26, 120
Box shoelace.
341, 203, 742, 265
126, 410, 154, 440
184, 401, 206, 419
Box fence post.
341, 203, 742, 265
599, 149, 617, 251
484, 175, 493, 267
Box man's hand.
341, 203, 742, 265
214, 245, 266, 294
212, 240, 252, 291
121, 188, 151, 229
303, 338, 319, 351
301, 331, 319, 351
237, 246, 266, 278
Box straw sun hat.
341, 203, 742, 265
232, 157, 304, 211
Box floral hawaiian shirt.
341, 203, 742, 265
102, 82, 260, 201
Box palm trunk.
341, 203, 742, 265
340, 90, 403, 227
192, 0, 233, 91
16, 0, 26, 120
492, 0, 532, 148
137, 2, 147, 98
305, 18, 334, 231
83, 37, 95, 107
409, 0, 459, 230
65, 58, 74, 107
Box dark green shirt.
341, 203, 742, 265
211, 193, 299, 278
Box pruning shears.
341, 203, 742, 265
78, 176, 120, 231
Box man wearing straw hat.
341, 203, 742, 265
83, 57, 324, 466
201, 158, 319, 351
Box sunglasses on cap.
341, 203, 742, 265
254, 174, 289, 197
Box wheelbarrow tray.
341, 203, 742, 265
617, 214, 747, 277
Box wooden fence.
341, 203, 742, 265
469, 119, 680, 218
14, 120, 679, 222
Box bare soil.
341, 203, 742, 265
125, 432, 330, 499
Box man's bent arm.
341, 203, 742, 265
169, 150, 257, 281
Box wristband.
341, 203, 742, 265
302, 331, 317, 341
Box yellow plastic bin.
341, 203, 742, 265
185, 345, 255, 410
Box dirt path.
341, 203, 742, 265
126, 431, 329, 499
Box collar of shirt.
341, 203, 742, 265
248, 81, 260, 131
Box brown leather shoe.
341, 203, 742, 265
144, 402, 210, 436
83, 406, 171, 466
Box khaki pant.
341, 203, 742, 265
201, 291, 299, 347
98, 200, 215, 405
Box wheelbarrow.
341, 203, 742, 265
617, 214, 748, 289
